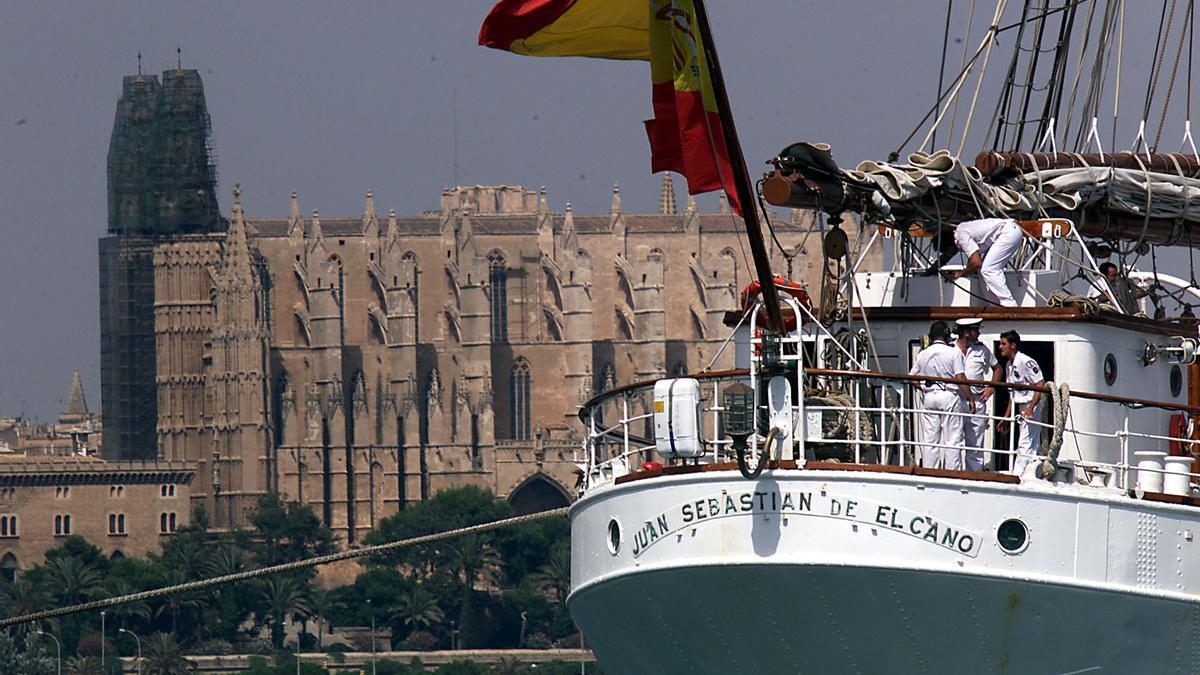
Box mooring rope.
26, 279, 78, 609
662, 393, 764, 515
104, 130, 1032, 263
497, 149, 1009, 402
0, 507, 569, 628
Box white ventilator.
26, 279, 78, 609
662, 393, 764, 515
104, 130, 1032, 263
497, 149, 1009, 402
653, 378, 704, 458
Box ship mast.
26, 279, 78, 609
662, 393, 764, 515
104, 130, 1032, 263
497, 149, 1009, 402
692, 0, 787, 336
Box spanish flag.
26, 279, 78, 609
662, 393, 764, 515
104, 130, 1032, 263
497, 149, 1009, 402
479, 0, 742, 214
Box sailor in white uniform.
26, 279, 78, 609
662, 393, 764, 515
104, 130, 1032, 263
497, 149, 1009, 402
954, 318, 1001, 471
909, 321, 973, 469
998, 330, 1045, 477
944, 217, 1025, 307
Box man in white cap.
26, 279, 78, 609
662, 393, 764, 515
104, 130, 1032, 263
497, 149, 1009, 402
944, 217, 1025, 307
955, 317, 1001, 471
998, 330, 1045, 477
909, 321, 973, 469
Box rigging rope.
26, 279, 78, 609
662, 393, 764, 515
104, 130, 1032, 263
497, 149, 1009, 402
1153, 0, 1193, 150
933, 0, 956, 151
0, 506, 569, 629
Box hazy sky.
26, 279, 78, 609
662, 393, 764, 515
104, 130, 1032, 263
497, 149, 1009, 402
0, 1, 1189, 420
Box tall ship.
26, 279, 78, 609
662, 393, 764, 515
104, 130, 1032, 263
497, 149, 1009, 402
480, 0, 1200, 672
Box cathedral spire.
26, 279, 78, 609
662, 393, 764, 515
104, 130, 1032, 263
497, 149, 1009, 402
310, 209, 323, 241
223, 184, 253, 277
537, 185, 548, 215
59, 370, 89, 424
362, 189, 379, 239
686, 193, 697, 214
386, 207, 399, 244
658, 173, 677, 214
610, 182, 622, 215
288, 190, 303, 238
718, 192, 730, 214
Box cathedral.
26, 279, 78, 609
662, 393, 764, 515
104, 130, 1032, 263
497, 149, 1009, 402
101, 70, 871, 544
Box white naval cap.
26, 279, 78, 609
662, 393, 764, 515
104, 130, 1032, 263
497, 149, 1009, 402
955, 317, 983, 332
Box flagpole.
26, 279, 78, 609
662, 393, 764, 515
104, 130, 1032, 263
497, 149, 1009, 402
691, 0, 786, 335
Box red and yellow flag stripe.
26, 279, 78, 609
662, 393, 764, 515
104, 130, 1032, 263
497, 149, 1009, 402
479, 0, 740, 213
478, 0, 650, 61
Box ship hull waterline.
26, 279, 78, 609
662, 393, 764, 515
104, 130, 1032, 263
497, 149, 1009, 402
567, 469, 1200, 674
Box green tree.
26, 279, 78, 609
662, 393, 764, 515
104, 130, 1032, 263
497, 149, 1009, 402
249, 494, 335, 569
529, 542, 570, 604
364, 486, 513, 575
64, 655, 103, 675
42, 556, 105, 607
447, 534, 504, 590
151, 569, 208, 639
141, 632, 195, 674
390, 586, 445, 637
0, 576, 49, 631
305, 587, 334, 649
0, 630, 55, 675
258, 575, 312, 649
201, 544, 255, 642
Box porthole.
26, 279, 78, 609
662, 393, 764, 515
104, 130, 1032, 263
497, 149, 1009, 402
1170, 365, 1184, 398
607, 518, 622, 555
997, 518, 1029, 554
1103, 353, 1118, 386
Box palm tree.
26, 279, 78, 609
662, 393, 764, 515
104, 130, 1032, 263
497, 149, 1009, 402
152, 570, 208, 636
0, 576, 49, 631
64, 655, 103, 675
258, 576, 312, 649
104, 579, 151, 630
160, 535, 211, 581
142, 632, 196, 674
530, 544, 571, 604
390, 587, 445, 637
447, 534, 504, 590
305, 588, 334, 649
42, 557, 104, 607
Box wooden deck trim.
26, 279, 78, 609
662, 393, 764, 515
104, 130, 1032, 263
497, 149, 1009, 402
1129, 489, 1200, 507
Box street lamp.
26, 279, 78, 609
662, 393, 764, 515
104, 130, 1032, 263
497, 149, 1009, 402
296, 617, 302, 675
35, 630, 60, 675
119, 628, 142, 675
367, 597, 376, 675
99, 611, 106, 669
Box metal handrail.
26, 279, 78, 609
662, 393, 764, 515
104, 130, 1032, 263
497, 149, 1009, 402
580, 369, 1200, 495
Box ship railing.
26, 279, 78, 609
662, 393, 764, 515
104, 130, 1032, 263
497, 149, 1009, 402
579, 366, 1200, 499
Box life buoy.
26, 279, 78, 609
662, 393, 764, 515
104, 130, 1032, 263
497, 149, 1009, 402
739, 276, 812, 331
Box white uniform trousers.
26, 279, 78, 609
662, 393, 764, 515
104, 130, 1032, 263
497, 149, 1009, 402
919, 390, 965, 470
962, 405, 988, 471
1011, 401, 1043, 477
979, 222, 1024, 307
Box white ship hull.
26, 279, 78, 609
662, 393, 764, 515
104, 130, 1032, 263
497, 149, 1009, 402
569, 470, 1200, 675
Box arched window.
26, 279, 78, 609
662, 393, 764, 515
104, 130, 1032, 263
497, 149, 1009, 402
488, 251, 508, 342
0, 553, 16, 583
510, 358, 531, 440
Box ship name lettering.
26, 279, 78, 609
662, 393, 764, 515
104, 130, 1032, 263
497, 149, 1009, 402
631, 513, 672, 555
877, 505, 905, 530
829, 498, 858, 518
633, 491, 978, 558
